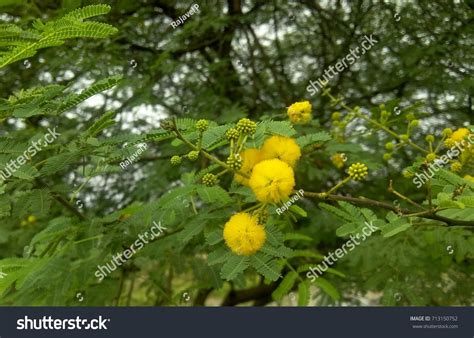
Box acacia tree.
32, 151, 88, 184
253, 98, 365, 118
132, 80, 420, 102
0, 1, 472, 306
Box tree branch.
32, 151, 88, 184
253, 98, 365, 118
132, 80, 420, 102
304, 191, 474, 227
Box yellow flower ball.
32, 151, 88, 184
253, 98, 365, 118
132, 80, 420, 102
451, 128, 470, 142
261, 135, 301, 167
249, 159, 295, 203
287, 101, 312, 124
27, 215, 37, 223
223, 212, 266, 256
331, 153, 346, 169
234, 148, 263, 186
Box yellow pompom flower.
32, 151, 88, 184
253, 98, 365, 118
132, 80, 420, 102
331, 153, 346, 169
445, 128, 470, 148
249, 159, 295, 203
287, 101, 312, 124
234, 148, 262, 186
451, 128, 470, 142
261, 135, 301, 167
27, 215, 37, 223
223, 212, 266, 256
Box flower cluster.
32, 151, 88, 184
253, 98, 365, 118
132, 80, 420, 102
168, 101, 375, 257
287, 101, 312, 124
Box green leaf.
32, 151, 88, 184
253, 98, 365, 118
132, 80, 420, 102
250, 253, 282, 281
272, 271, 298, 301
296, 132, 331, 148
196, 185, 232, 205
208, 247, 232, 265
314, 277, 340, 301
289, 204, 307, 217
205, 229, 223, 245
220, 255, 249, 281
297, 281, 310, 306
283, 232, 313, 242
380, 217, 411, 237
12, 164, 39, 180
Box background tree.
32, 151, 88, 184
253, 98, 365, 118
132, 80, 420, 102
0, 0, 472, 306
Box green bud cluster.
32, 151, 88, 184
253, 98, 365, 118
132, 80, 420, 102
170, 155, 182, 165
226, 154, 243, 170
442, 128, 453, 137
236, 118, 256, 135
226, 127, 239, 141
348, 163, 369, 181
196, 119, 209, 132
425, 153, 437, 162
202, 173, 217, 186
425, 134, 435, 143
187, 150, 199, 161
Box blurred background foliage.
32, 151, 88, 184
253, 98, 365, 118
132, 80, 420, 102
0, 0, 472, 306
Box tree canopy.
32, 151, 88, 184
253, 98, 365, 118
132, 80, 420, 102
0, 0, 472, 306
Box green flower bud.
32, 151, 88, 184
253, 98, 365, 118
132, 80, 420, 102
226, 127, 239, 141
196, 119, 209, 132
409, 119, 420, 128
226, 154, 243, 170
187, 151, 199, 161
236, 118, 257, 135
400, 134, 409, 141
442, 128, 453, 137
426, 153, 437, 162
451, 162, 462, 172
402, 169, 414, 178
385, 142, 394, 151
331, 112, 341, 121
202, 173, 217, 186
406, 112, 416, 121
383, 153, 392, 161
348, 162, 368, 181
170, 155, 182, 165
425, 135, 435, 143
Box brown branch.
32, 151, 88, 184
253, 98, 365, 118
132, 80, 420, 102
35, 178, 86, 221
304, 191, 474, 227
